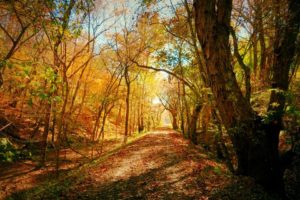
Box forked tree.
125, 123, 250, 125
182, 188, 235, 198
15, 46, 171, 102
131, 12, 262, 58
194, 0, 300, 196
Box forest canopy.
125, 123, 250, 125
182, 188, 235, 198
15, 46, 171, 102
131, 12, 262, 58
0, 0, 299, 199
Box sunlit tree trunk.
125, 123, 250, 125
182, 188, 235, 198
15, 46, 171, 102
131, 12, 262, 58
177, 81, 185, 135
124, 66, 130, 143
138, 82, 145, 133
99, 103, 114, 153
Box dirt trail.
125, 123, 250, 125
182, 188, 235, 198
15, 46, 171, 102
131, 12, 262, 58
5, 130, 230, 200
0, 138, 122, 199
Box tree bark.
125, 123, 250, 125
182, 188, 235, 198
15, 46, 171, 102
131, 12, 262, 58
182, 84, 191, 135
194, 0, 300, 196
194, 0, 253, 175
124, 66, 130, 143
253, 35, 258, 79
254, 0, 268, 84
171, 111, 178, 130
214, 110, 235, 173
189, 104, 201, 145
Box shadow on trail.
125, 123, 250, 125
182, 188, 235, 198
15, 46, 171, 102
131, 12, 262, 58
64, 160, 198, 200
7, 131, 228, 200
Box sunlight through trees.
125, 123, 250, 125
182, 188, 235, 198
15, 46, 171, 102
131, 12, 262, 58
0, 0, 299, 199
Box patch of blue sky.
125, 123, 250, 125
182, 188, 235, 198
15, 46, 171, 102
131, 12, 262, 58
79, 0, 187, 60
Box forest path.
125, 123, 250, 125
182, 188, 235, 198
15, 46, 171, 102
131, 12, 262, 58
8, 129, 230, 200
53, 129, 229, 200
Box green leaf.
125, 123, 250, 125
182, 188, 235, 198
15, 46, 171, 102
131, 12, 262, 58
38, 93, 49, 100
50, 84, 57, 93
213, 166, 222, 175
27, 98, 33, 107
53, 96, 62, 102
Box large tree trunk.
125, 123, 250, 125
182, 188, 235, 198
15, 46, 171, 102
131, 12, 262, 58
247, 0, 300, 192
194, 0, 253, 173
194, 0, 300, 196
